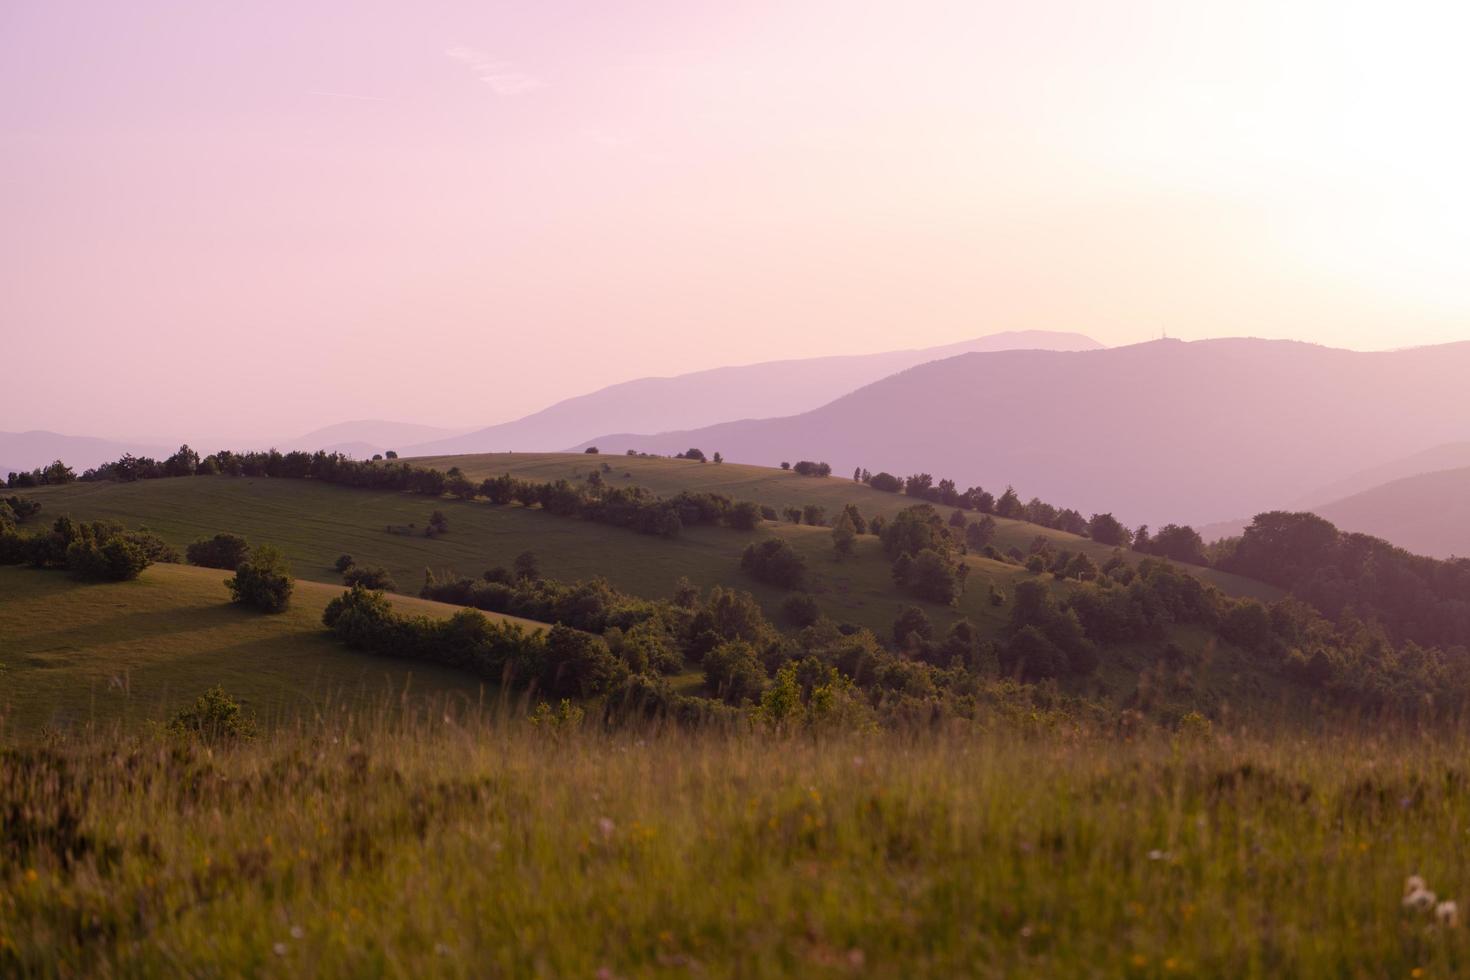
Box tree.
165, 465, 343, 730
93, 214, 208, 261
1087, 513, 1131, 547
802, 504, 827, 526
949, 509, 968, 529
905, 549, 960, 604
681, 448, 707, 462
187, 533, 251, 570
853, 467, 862, 482
427, 510, 449, 536
1149, 524, 1207, 565
831, 510, 857, 559
995, 486, 1024, 519
782, 506, 803, 524
385, 450, 398, 459
781, 593, 821, 628
226, 544, 294, 613
838, 503, 868, 535
780, 461, 791, 470
727, 500, 763, 531
67, 535, 151, 581
514, 550, 541, 581
542, 626, 625, 699
892, 605, 933, 649
880, 504, 953, 561
741, 538, 807, 589
584, 446, 600, 454
344, 565, 397, 591
904, 473, 934, 497
42, 460, 75, 484
966, 515, 997, 550
334, 554, 355, 573
703, 641, 766, 704
712, 452, 723, 464
868, 472, 903, 493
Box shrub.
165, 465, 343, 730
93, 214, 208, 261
740, 538, 807, 589
727, 500, 764, 531
166, 686, 257, 742
226, 544, 294, 613
703, 641, 766, 704
780, 593, 821, 628
187, 533, 251, 570
868, 472, 903, 493
67, 536, 151, 582
344, 565, 397, 591
334, 553, 355, 573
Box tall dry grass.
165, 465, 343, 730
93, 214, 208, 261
3, 701, 1468, 977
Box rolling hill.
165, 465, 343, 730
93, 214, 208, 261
0, 562, 544, 731
575, 338, 1470, 527
402, 330, 1101, 456
13, 457, 1275, 650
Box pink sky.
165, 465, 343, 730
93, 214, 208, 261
2, 0, 1468, 442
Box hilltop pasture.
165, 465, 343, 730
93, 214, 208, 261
15, 462, 1275, 650
0, 563, 534, 731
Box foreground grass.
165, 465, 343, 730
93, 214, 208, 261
0, 564, 542, 731
3, 716, 1468, 977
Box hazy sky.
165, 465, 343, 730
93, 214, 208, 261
3, 0, 1468, 442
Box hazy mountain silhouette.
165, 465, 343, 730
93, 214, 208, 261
0, 431, 171, 476
575, 338, 1470, 527
1307, 468, 1470, 559
286, 420, 468, 457
1200, 442, 1470, 544
403, 330, 1101, 457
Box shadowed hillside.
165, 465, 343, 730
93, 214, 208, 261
404, 330, 1100, 456
576, 338, 1470, 526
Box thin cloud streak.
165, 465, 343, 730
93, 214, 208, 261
445, 45, 543, 96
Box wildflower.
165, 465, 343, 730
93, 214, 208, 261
24, 869, 38, 883
273, 942, 288, 956
1405, 875, 1427, 896
1404, 888, 1437, 911
597, 817, 616, 841
1148, 849, 1170, 862
1437, 900, 1459, 927
290, 925, 304, 940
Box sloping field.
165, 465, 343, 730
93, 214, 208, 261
410, 452, 1278, 597
0, 563, 540, 732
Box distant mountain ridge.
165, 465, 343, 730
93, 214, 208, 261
572, 338, 1470, 527
402, 330, 1102, 457
285, 420, 469, 458
0, 431, 171, 476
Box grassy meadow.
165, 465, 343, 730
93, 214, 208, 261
15, 458, 1275, 645
0, 563, 539, 732
4, 715, 1469, 977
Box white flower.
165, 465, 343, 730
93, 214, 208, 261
1405, 888, 1438, 911
1148, 849, 1170, 862
1437, 900, 1460, 927
273, 942, 288, 956
1405, 875, 1428, 896
289, 925, 304, 940
597, 817, 616, 840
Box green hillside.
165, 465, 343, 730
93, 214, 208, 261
14, 462, 1274, 651
413, 452, 1277, 595
0, 563, 541, 731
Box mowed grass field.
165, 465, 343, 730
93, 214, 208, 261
5, 719, 1470, 977
19, 458, 1274, 644
0, 563, 539, 732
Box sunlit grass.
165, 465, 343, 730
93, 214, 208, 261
3, 710, 1467, 977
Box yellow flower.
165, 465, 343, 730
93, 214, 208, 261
24, 869, 38, 883
1131, 954, 1147, 968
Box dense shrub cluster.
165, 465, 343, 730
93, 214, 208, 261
186, 533, 251, 570
740, 538, 807, 590
226, 545, 294, 612
0, 516, 176, 581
